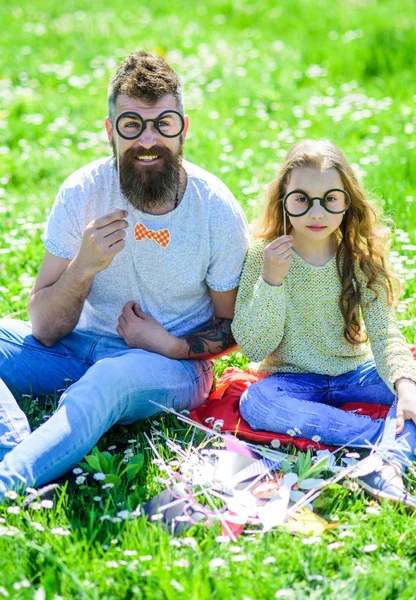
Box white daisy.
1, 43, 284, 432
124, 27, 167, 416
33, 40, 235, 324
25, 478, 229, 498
271, 439, 281, 448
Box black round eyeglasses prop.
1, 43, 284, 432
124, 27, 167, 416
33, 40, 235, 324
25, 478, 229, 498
283, 188, 351, 217
115, 110, 185, 140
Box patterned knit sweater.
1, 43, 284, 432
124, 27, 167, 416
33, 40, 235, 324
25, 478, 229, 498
232, 241, 416, 394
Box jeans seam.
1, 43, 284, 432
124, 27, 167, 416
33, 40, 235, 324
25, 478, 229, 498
0, 404, 29, 442
86, 335, 102, 363
0, 338, 92, 365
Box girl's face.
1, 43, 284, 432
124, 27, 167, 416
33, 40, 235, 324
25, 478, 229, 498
285, 167, 345, 242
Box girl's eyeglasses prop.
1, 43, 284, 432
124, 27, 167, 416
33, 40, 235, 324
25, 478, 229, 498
115, 110, 185, 140
283, 188, 351, 235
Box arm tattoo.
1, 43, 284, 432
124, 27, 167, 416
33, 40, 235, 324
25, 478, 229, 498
182, 318, 236, 357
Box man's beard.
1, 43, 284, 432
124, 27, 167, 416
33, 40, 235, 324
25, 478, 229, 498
114, 143, 183, 212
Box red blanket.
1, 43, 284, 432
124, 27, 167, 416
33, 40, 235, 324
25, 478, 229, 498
191, 346, 416, 451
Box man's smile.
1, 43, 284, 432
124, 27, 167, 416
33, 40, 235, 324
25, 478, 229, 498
136, 155, 161, 164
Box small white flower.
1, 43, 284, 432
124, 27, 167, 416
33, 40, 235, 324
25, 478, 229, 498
363, 544, 378, 553
107, 445, 117, 451
366, 506, 381, 515
181, 537, 198, 549
215, 536, 230, 544
205, 416, 214, 424
31, 522, 44, 531
302, 536, 322, 545
311, 435, 321, 442
286, 429, 296, 437
100, 515, 111, 521
128, 439, 136, 444
102, 483, 114, 490
271, 439, 281, 448
343, 480, 359, 492
275, 590, 294, 598
29, 502, 41, 511
170, 580, 184, 592
209, 558, 226, 568
263, 556, 276, 564
173, 558, 190, 568
339, 530, 355, 539
139, 555, 152, 561
117, 510, 130, 520
123, 550, 137, 556
51, 527, 70, 536
327, 541, 344, 550
106, 561, 119, 569
93, 496, 102, 502
7, 506, 21, 514
40, 500, 53, 509
72, 468, 83, 475
75, 476, 86, 485
93, 473, 106, 481
25, 487, 37, 495
294, 427, 302, 434
5, 491, 18, 500
231, 554, 247, 562
213, 419, 224, 431
13, 579, 30, 590
345, 452, 360, 459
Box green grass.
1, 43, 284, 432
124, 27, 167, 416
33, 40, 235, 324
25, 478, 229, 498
1, 0, 416, 597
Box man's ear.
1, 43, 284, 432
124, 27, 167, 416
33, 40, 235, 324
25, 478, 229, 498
181, 114, 190, 143
105, 117, 113, 148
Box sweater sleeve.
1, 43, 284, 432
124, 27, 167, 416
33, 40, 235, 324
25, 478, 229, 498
359, 274, 416, 394
231, 242, 287, 362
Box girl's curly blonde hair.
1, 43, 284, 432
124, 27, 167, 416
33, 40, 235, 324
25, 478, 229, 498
254, 139, 400, 345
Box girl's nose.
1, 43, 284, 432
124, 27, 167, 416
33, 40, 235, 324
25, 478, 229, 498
309, 199, 325, 219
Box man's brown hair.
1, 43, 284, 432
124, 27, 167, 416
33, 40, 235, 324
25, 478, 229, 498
108, 50, 184, 124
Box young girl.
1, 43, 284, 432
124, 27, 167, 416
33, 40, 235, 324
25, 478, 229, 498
232, 139, 416, 506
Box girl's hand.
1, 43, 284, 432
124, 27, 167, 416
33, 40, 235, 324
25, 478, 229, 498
395, 379, 416, 434
263, 235, 293, 286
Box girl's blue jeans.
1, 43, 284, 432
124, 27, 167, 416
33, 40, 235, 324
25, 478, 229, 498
0, 319, 213, 496
240, 361, 416, 466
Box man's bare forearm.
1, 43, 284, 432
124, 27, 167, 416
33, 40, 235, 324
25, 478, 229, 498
169, 318, 238, 360
28, 260, 94, 347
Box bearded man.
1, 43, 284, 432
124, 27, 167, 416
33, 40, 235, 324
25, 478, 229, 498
0, 51, 249, 496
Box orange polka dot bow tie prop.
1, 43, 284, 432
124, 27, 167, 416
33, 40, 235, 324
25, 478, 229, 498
134, 222, 170, 248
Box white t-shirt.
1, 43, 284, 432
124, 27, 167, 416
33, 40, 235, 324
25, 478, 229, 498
42, 157, 250, 338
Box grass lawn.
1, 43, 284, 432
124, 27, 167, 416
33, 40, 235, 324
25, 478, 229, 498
1, 0, 416, 598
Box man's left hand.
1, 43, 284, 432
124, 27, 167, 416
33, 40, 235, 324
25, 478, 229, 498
117, 301, 181, 357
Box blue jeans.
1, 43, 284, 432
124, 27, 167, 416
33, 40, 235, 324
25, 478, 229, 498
240, 362, 416, 465
0, 319, 213, 495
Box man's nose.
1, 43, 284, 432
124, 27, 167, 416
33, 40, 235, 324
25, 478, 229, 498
137, 122, 158, 148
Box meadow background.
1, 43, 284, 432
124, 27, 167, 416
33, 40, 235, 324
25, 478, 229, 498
1, 0, 416, 598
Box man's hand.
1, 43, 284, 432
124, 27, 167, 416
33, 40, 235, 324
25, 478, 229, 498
395, 379, 416, 434
117, 301, 179, 356
75, 209, 129, 277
